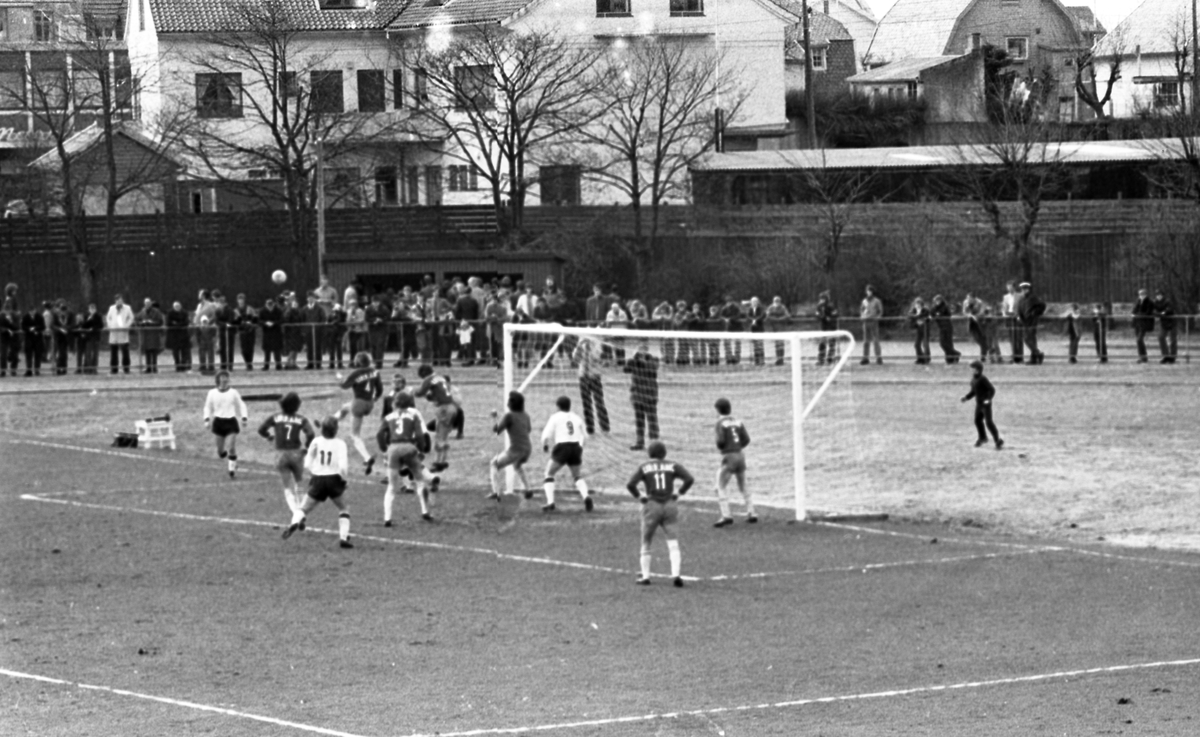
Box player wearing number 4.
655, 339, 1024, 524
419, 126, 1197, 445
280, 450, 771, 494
627, 442, 694, 587
540, 396, 592, 512
713, 397, 756, 527
203, 370, 248, 477
283, 416, 354, 548
337, 352, 383, 474
258, 392, 315, 517
487, 391, 533, 501
961, 360, 1003, 449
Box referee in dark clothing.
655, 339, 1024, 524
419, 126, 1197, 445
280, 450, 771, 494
962, 359, 1003, 449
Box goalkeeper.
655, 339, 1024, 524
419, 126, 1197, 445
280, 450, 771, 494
627, 442, 694, 587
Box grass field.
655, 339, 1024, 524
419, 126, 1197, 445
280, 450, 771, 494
2, 356, 1199, 735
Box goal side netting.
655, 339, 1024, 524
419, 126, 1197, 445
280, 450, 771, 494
502, 323, 861, 521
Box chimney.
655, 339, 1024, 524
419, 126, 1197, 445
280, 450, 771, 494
971, 33, 982, 52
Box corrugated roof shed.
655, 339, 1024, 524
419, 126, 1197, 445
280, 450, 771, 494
847, 55, 961, 83
691, 138, 1189, 172
148, 0, 408, 34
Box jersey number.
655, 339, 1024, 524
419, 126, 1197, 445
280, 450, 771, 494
653, 472, 666, 491
566, 420, 574, 435
319, 449, 332, 465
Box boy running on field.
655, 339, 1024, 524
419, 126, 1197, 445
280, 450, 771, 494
539, 395, 592, 513
283, 415, 353, 548
961, 359, 1004, 449
203, 370, 248, 478
258, 391, 315, 515
626, 441, 694, 587
378, 391, 441, 524
487, 390, 533, 501
712, 397, 756, 527
337, 351, 383, 474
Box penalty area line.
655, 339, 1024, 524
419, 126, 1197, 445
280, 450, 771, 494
9, 438, 276, 477
413, 658, 1200, 737
0, 667, 369, 737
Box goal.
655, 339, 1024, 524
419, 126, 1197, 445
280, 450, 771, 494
502, 323, 860, 521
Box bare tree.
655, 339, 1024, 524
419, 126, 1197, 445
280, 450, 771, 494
0, 0, 178, 304
172, 0, 402, 269
394, 23, 605, 243
792, 149, 879, 289
580, 38, 742, 294
1075, 27, 1124, 119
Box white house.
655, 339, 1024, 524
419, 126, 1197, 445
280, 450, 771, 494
1092, 0, 1193, 117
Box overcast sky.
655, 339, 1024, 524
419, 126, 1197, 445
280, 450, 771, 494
864, 0, 1141, 30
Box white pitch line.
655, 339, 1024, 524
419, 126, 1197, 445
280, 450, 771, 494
0, 667, 371, 737
9, 438, 276, 477
403, 658, 1200, 737
817, 520, 1200, 569
706, 548, 1053, 580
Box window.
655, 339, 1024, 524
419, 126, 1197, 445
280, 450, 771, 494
375, 167, 398, 205
319, 0, 368, 7
87, 15, 125, 41
327, 167, 362, 207
1058, 96, 1074, 121
0, 9, 8, 41
34, 10, 55, 42
425, 166, 442, 206
0, 72, 24, 109
669, 0, 703, 14
310, 70, 344, 114
454, 64, 494, 110
413, 67, 429, 106
540, 165, 581, 206
392, 69, 404, 108
1006, 37, 1028, 61
811, 47, 827, 71
30, 53, 68, 110
405, 166, 420, 204
596, 0, 630, 15
357, 69, 385, 112
448, 165, 479, 192
905, 81, 918, 101
279, 71, 300, 100
1154, 81, 1180, 109
195, 73, 243, 118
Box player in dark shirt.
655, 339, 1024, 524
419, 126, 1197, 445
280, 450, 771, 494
626, 441, 695, 587
337, 352, 384, 474
961, 360, 1003, 449
713, 397, 754, 527
258, 391, 316, 516
488, 390, 533, 500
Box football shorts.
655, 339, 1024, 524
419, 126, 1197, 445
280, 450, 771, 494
494, 446, 531, 469
211, 417, 240, 437
720, 451, 746, 475
550, 442, 583, 467
275, 450, 305, 480
641, 499, 678, 531
350, 398, 374, 419
307, 474, 347, 502
433, 403, 457, 439
387, 442, 424, 476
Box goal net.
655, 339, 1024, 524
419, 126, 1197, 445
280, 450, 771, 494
502, 323, 861, 521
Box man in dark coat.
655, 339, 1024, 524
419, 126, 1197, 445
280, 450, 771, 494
1016, 282, 1046, 365
214, 292, 237, 371
0, 299, 19, 376
21, 305, 44, 376
234, 293, 258, 371
718, 294, 743, 364
1153, 289, 1177, 364
365, 292, 390, 368
624, 341, 659, 451
453, 284, 480, 366
1132, 288, 1155, 364
165, 300, 193, 372
816, 291, 839, 365
930, 294, 961, 364
258, 297, 284, 370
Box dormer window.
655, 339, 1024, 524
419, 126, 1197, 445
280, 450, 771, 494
597, 0, 630, 16
319, 0, 367, 9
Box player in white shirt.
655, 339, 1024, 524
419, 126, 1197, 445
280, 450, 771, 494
539, 395, 591, 512
202, 370, 248, 477
283, 416, 354, 548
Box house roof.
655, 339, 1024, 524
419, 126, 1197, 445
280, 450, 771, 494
385, 0, 538, 30
846, 55, 962, 82
1095, 0, 1186, 57
864, 0, 970, 65
780, 4, 852, 53
1065, 5, 1105, 35
29, 123, 183, 171
692, 137, 1188, 173
147, 0, 409, 34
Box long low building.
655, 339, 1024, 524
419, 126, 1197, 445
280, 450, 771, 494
690, 137, 1191, 204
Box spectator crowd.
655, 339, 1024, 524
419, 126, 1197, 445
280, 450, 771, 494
0, 276, 1187, 377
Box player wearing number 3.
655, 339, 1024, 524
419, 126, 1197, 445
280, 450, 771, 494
539, 396, 592, 513
283, 416, 354, 549
627, 441, 694, 587
712, 397, 756, 527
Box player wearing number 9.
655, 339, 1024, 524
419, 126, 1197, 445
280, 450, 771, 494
626, 441, 694, 587
539, 396, 592, 513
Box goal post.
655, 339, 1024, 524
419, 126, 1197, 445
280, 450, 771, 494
503, 322, 857, 521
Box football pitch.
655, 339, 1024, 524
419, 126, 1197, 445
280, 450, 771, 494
2, 362, 1199, 735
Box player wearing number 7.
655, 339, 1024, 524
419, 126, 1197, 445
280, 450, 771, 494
539, 396, 592, 513
627, 441, 694, 587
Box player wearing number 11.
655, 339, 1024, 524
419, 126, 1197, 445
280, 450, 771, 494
283, 415, 353, 548
627, 441, 694, 587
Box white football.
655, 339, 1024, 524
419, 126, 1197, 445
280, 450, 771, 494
272, 270, 287, 285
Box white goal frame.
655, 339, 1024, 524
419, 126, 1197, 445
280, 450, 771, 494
502, 323, 856, 521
